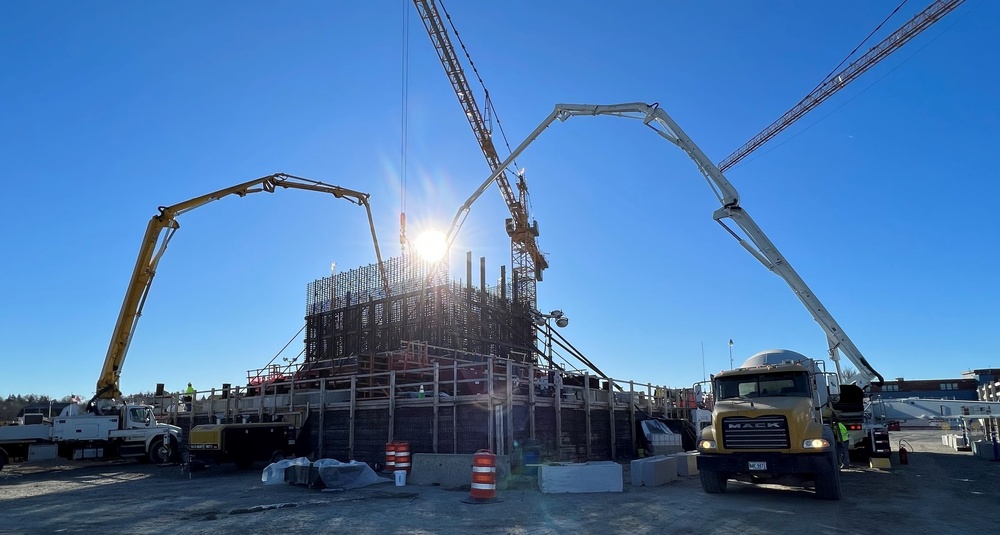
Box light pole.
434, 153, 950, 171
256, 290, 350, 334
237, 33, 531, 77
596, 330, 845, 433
728, 339, 734, 370
533, 309, 569, 368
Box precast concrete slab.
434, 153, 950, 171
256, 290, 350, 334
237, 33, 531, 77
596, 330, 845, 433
409, 453, 510, 489
538, 461, 623, 493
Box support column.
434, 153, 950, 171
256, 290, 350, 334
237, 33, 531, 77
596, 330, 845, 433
528, 362, 536, 439
453, 361, 458, 454
585, 372, 592, 461
629, 380, 637, 456
319, 380, 326, 457
349, 376, 357, 460
488, 357, 495, 452
555, 373, 563, 461
506, 360, 514, 458
388, 371, 396, 443
608, 378, 616, 460
433, 362, 440, 453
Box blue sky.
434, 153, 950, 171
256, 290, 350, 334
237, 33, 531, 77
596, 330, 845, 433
2, 1, 997, 399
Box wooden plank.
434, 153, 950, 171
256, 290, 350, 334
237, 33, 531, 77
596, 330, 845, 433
318, 380, 326, 456
608, 378, 616, 460
629, 380, 636, 457
487, 357, 495, 452
388, 370, 396, 443
528, 362, 536, 439
506, 359, 514, 457
433, 362, 439, 454
349, 376, 356, 460
554, 373, 562, 461
584, 372, 592, 461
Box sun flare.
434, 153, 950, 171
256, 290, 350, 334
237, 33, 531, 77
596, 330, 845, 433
414, 229, 448, 262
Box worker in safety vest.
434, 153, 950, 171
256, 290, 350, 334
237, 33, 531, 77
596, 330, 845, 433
184, 382, 195, 411
834, 420, 850, 468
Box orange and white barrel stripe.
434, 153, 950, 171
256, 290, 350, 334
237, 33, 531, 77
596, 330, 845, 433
384, 442, 396, 472
394, 441, 411, 473
470, 449, 497, 501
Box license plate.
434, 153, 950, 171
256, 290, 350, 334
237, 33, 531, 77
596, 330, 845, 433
748, 461, 767, 471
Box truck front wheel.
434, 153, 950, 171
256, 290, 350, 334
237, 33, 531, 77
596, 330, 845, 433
700, 469, 728, 494
814, 456, 842, 500
148, 438, 172, 464
0, 448, 8, 471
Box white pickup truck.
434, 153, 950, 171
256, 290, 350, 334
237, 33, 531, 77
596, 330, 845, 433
0, 403, 181, 470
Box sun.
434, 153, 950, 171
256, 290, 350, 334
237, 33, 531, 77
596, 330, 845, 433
414, 229, 448, 262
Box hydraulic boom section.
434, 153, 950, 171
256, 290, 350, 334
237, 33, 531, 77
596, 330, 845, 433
89, 173, 389, 413
445, 102, 883, 390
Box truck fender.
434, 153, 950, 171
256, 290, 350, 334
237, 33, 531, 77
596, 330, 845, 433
144, 430, 170, 451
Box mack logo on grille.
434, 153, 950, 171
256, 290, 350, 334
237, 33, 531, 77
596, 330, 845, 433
726, 422, 781, 429
721, 415, 791, 449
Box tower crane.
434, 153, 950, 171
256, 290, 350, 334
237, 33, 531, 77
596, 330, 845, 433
718, 0, 965, 172
412, 0, 547, 311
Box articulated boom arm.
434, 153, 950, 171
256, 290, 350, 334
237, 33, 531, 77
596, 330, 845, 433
91, 173, 389, 409
445, 102, 883, 388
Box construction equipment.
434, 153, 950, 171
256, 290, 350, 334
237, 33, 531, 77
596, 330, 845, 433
88, 173, 389, 415
719, 0, 965, 172
0, 402, 182, 471
696, 349, 852, 500
413, 0, 547, 310
186, 420, 299, 469
445, 102, 881, 392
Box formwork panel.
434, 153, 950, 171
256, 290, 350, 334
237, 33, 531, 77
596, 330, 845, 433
589, 409, 611, 461
560, 408, 588, 462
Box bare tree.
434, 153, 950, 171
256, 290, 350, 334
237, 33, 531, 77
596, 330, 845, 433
839, 366, 860, 384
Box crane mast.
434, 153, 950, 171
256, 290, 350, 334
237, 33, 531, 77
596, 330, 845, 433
718, 0, 965, 172
412, 0, 547, 310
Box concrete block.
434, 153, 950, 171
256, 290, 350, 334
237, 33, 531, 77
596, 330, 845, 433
674, 452, 699, 476
629, 455, 664, 486
539, 461, 623, 493
629, 456, 674, 486
640, 456, 677, 486
972, 441, 998, 460
408, 453, 510, 489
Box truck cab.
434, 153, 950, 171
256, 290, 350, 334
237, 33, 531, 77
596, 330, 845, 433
696, 349, 843, 500
51, 403, 180, 463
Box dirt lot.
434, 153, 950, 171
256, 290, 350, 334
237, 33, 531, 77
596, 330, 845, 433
1, 429, 997, 535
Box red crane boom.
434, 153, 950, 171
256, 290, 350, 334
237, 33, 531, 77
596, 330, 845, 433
718, 0, 965, 172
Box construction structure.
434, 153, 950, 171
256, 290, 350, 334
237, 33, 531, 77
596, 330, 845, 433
129, 250, 694, 469
300, 253, 535, 371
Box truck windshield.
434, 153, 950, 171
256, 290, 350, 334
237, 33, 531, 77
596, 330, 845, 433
715, 371, 810, 400
129, 407, 152, 425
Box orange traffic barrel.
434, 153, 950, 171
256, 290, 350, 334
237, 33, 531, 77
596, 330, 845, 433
394, 441, 411, 473
385, 442, 396, 473
465, 449, 498, 503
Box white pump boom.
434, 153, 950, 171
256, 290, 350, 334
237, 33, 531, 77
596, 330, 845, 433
443, 102, 884, 389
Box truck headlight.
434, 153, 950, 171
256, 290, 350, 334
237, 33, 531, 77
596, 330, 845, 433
698, 440, 717, 451
802, 438, 830, 449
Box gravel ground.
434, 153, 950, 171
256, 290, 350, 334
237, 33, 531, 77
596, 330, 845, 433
1, 429, 998, 535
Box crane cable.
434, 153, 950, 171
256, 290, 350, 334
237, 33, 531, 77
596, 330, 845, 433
438, 0, 519, 175
400, 0, 410, 254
